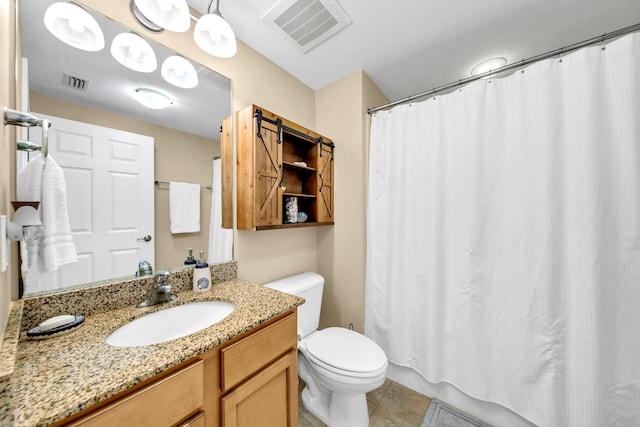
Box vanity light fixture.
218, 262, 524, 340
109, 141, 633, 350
130, 88, 173, 109
161, 55, 199, 88
471, 57, 508, 78
111, 32, 158, 73
133, 0, 191, 33
43, 2, 105, 52
129, 0, 164, 33
194, 0, 237, 58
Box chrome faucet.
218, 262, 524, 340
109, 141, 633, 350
137, 270, 177, 308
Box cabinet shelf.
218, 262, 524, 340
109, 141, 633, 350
282, 161, 316, 172
256, 221, 335, 231
283, 192, 316, 199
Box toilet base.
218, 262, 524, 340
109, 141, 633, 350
301, 385, 370, 427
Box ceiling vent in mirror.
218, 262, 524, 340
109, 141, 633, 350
261, 0, 351, 53
62, 73, 90, 92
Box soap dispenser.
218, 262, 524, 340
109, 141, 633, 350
184, 248, 196, 265
192, 251, 211, 293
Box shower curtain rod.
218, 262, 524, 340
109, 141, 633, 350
367, 22, 640, 115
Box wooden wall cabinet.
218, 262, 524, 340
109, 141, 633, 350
221, 115, 233, 229
58, 311, 298, 427
235, 105, 334, 230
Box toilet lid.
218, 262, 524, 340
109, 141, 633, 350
305, 327, 387, 374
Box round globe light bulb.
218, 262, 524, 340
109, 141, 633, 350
128, 46, 143, 59
67, 18, 85, 34
209, 29, 222, 43
157, 0, 173, 13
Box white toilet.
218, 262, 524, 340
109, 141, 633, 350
264, 272, 388, 427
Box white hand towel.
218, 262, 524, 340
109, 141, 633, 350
40, 156, 77, 272
15, 155, 77, 294
169, 182, 201, 234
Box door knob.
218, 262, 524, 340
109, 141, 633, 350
137, 235, 152, 242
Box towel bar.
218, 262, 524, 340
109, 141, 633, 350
154, 180, 212, 191
3, 107, 50, 157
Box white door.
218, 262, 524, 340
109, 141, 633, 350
28, 113, 154, 290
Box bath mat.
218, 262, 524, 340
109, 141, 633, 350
420, 399, 492, 427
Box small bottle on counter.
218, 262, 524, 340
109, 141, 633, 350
192, 250, 211, 293
184, 248, 197, 265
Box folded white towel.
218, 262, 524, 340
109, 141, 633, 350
169, 182, 200, 234
40, 156, 77, 272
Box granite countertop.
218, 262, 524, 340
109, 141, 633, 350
7, 278, 303, 427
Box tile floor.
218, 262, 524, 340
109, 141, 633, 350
298, 378, 432, 427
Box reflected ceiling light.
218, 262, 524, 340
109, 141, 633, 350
130, 88, 173, 109
471, 57, 508, 78
44, 2, 105, 52
133, 0, 191, 33
111, 32, 157, 73
194, 0, 237, 58
161, 55, 199, 88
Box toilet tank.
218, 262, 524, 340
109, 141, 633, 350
263, 272, 324, 339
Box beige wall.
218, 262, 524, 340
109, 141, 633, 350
30, 92, 217, 272
0, 0, 19, 344
315, 71, 388, 333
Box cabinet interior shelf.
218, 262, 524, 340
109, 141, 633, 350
283, 192, 316, 199
256, 221, 335, 231
282, 161, 316, 172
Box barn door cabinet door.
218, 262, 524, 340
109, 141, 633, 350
234, 104, 335, 230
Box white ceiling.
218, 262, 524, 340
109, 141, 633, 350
189, 0, 640, 104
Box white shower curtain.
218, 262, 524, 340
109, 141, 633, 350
366, 33, 640, 427
208, 158, 233, 263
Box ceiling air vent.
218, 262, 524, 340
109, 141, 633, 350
261, 0, 351, 53
62, 73, 90, 92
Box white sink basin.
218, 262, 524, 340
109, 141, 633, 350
106, 301, 234, 347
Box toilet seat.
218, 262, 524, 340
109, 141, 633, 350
303, 327, 387, 377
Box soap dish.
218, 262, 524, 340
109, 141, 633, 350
26, 314, 85, 340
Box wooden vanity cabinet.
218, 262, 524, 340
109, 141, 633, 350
235, 104, 335, 230
56, 310, 298, 427
220, 311, 298, 426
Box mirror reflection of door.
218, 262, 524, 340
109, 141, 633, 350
24, 113, 154, 293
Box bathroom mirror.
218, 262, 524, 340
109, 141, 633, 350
18, 0, 232, 296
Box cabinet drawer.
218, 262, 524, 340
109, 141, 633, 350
67, 360, 204, 427
221, 311, 297, 392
